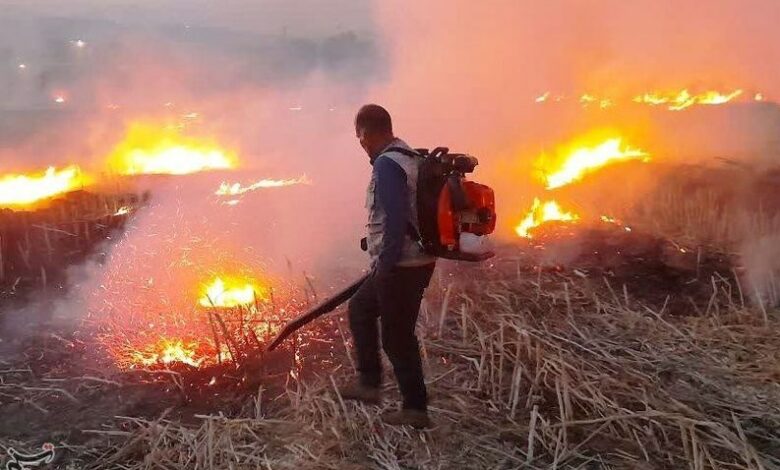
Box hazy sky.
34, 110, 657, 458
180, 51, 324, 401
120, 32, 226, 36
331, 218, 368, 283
0, 0, 374, 36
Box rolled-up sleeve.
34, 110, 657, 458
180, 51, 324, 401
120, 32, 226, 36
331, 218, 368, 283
373, 156, 409, 273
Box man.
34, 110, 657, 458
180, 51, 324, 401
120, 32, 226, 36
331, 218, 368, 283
339, 104, 436, 428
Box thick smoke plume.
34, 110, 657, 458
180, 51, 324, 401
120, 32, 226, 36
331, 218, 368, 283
0, 1, 384, 349
366, 0, 779, 228
366, 0, 780, 294
3, 0, 780, 347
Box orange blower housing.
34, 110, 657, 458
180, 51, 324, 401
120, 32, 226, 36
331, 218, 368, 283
412, 147, 497, 261
438, 181, 496, 249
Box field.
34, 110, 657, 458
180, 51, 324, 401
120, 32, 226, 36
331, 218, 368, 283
1, 164, 779, 469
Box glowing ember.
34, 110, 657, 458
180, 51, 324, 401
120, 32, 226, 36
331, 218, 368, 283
516, 198, 579, 238
601, 215, 632, 232
199, 276, 266, 308
633, 89, 743, 110
0, 166, 87, 208
107, 123, 237, 175
130, 338, 204, 368
541, 138, 649, 189
577, 94, 613, 109
114, 206, 131, 216
215, 175, 311, 197
535, 92, 551, 103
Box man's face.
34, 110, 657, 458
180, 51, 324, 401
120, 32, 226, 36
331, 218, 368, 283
355, 127, 382, 158
356, 126, 374, 159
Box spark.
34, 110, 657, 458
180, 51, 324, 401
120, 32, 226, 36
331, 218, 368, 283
215, 175, 311, 197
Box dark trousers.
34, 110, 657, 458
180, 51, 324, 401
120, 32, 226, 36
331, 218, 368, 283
348, 264, 435, 411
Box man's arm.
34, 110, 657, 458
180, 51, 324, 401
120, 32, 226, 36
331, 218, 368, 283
373, 156, 409, 274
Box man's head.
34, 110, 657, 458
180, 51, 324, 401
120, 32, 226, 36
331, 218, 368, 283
355, 104, 394, 161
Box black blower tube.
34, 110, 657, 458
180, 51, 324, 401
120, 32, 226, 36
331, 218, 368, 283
266, 273, 370, 351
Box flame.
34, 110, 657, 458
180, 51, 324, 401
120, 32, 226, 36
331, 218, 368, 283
515, 198, 579, 238
578, 94, 614, 109
535, 92, 551, 103
198, 276, 267, 308
130, 338, 204, 368
215, 175, 311, 197
114, 206, 131, 216
535, 88, 756, 109
540, 138, 649, 189
107, 123, 236, 175
0, 165, 87, 208
633, 89, 743, 110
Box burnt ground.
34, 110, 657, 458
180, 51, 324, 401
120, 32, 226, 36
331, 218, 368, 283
499, 223, 740, 316
0, 305, 347, 462
0, 225, 751, 467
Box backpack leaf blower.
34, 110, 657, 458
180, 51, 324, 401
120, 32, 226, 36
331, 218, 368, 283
267, 147, 496, 351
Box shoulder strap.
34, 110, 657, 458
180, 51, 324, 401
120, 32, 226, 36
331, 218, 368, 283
381, 147, 427, 248
383, 146, 421, 159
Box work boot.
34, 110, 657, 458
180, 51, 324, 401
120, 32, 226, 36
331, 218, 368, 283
337, 382, 381, 405
382, 409, 431, 429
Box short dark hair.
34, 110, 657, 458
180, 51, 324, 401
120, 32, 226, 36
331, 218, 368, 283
355, 104, 393, 135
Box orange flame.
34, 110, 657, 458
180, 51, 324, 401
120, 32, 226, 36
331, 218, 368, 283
534, 88, 754, 110
540, 138, 649, 189
130, 338, 204, 368
0, 165, 87, 208
198, 276, 267, 308
633, 89, 743, 111
515, 198, 579, 238
107, 123, 236, 175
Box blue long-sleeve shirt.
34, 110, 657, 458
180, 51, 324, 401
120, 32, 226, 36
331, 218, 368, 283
372, 155, 409, 273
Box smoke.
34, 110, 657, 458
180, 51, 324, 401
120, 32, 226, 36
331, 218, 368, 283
0, 1, 385, 356
365, 0, 780, 237
3, 0, 780, 353
0, 1, 381, 169
741, 234, 780, 308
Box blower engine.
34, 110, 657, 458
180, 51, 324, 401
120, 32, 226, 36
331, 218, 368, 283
413, 147, 496, 261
